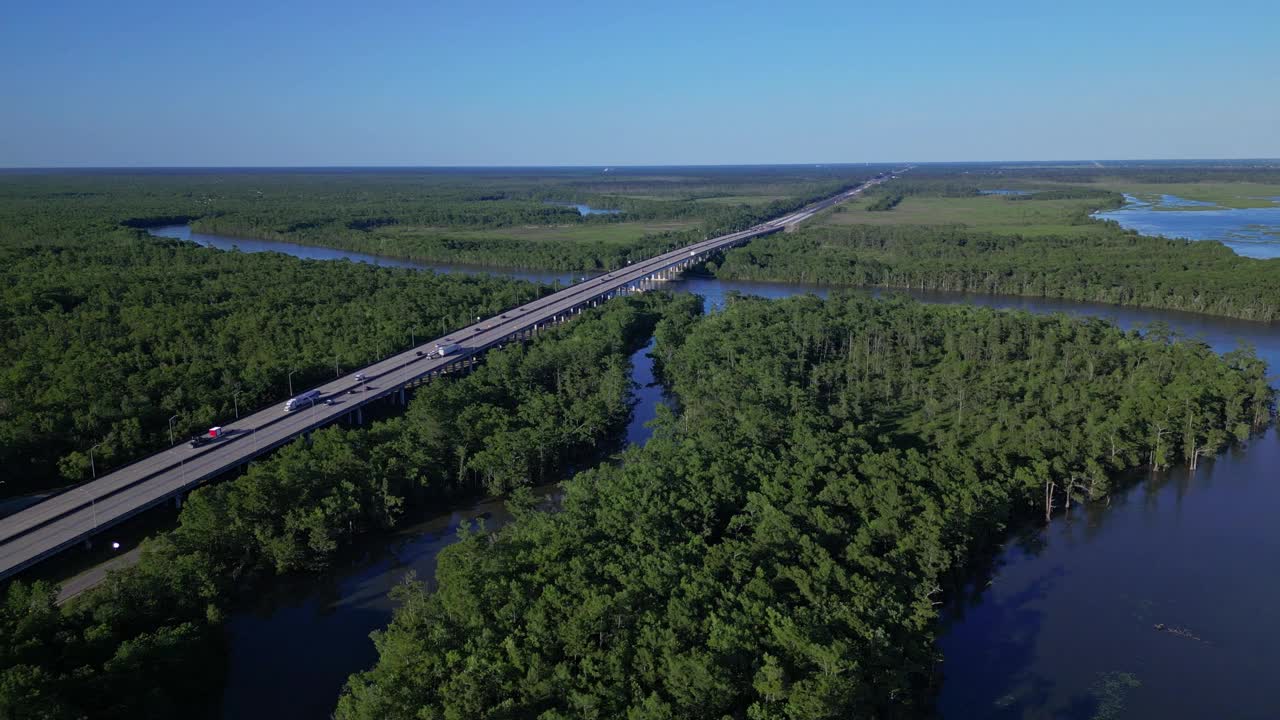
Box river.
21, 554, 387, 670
215, 342, 666, 719
146, 226, 1279, 719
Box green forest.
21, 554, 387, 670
4, 291, 1268, 718
713, 223, 1280, 320
336, 294, 1272, 719
0, 293, 696, 719
0, 167, 874, 495
0, 233, 546, 495
1, 165, 1278, 718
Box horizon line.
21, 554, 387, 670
2, 157, 1280, 172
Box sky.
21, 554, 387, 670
2, 0, 1277, 167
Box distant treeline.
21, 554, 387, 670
865, 192, 904, 211
897, 163, 1280, 186
863, 178, 1124, 204
0, 168, 877, 271
714, 223, 1280, 321
1005, 187, 1118, 201
188, 183, 861, 272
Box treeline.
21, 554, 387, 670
864, 178, 980, 198
863, 178, 1123, 206
865, 192, 904, 211
1006, 187, 1118, 201
885, 163, 1280, 186
202, 223, 708, 273
190, 182, 860, 272
0, 168, 871, 251
713, 223, 1280, 321
0, 229, 544, 496
1005, 165, 1280, 186
337, 294, 1273, 719
0, 293, 697, 719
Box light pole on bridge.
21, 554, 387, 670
168, 414, 179, 446
233, 390, 242, 419
288, 369, 297, 398
89, 443, 102, 480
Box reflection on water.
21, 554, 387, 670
544, 201, 621, 216
1094, 194, 1280, 259
939, 428, 1280, 719
625, 337, 671, 447
217, 484, 559, 719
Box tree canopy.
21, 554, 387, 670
337, 294, 1273, 719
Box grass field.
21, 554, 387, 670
818, 194, 1103, 236
1086, 181, 1280, 209
378, 220, 696, 245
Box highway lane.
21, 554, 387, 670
0, 174, 894, 581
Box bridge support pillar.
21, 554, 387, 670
174, 493, 183, 509
83, 539, 92, 550
355, 407, 363, 425
399, 388, 406, 406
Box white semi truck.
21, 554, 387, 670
284, 389, 322, 412
434, 343, 461, 358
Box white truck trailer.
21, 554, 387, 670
284, 389, 322, 412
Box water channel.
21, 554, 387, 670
544, 201, 622, 216
144, 225, 1280, 719
1094, 194, 1280, 260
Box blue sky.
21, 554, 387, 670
2, 0, 1276, 166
